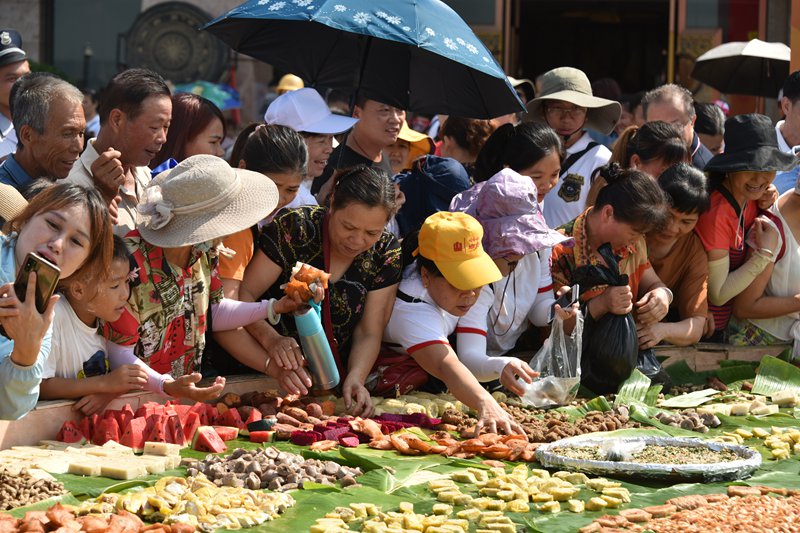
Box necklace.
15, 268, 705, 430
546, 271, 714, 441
349, 133, 379, 161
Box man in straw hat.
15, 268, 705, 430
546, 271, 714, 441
525, 67, 620, 228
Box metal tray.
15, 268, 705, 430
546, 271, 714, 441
535, 435, 762, 482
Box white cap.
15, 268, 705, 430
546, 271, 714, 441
264, 88, 358, 135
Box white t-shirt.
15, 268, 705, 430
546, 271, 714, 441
43, 297, 109, 379
486, 250, 555, 357
542, 132, 611, 228
382, 271, 513, 382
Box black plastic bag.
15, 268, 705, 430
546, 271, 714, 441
572, 243, 669, 394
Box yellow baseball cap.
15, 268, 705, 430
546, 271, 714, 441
414, 212, 502, 291
277, 74, 304, 94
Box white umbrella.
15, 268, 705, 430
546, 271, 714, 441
691, 39, 790, 97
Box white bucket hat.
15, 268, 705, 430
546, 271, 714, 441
524, 67, 621, 135
137, 154, 279, 248
265, 87, 358, 135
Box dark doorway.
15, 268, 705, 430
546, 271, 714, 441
517, 0, 669, 94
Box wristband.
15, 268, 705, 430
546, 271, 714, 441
264, 356, 272, 374
756, 248, 775, 262
661, 287, 674, 305
266, 299, 281, 325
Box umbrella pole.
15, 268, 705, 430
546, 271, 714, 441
350, 35, 374, 116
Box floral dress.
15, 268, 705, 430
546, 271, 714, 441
104, 230, 223, 376
259, 206, 401, 365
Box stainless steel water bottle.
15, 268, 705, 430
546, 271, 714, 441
294, 306, 340, 389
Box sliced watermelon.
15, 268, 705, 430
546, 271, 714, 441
120, 417, 147, 452
182, 412, 202, 444
135, 401, 162, 419
115, 405, 134, 431
145, 414, 168, 443
56, 420, 86, 444
212, 426, 239, 441
188, 402, 209, 426
249, 431, 275, 443
92, 417, 120, 445
104, 409, 120, 422
219, 408, 245, 430
166, 414, 187, 446
192, 426, 227, 453
173, 403, 192, 424
78, 417, 91, 441
240, 409, 263, 436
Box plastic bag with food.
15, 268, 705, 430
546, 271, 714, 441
521, 309, 583, 408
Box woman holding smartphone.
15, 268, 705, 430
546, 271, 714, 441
0, 182, 113, 420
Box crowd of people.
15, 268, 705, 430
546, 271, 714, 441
0, 26, 799, 434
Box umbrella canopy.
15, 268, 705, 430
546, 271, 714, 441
173, 81, 241, 111
691, 39, 790, 98
202, 0, 523, 119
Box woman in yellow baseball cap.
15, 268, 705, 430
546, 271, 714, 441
379, 211, 527, 435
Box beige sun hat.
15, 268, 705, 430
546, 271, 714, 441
524, 67, 621, 135
136, 154, 279, 248
0, 183, 27, 224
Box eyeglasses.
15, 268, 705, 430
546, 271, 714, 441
667, 118, 691, 129
545, 105, 588, 119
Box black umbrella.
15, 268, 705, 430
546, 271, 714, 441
202, 0, 523, 118
691, 39, 790, 98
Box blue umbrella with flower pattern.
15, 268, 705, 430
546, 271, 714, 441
202, 0, 523, 118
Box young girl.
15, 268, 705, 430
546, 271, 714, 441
382, 211, 524, 435
641, 163, 712, 349
473, 122, 562, 204
41, 236, 225, 415
0, 182, 113, 419
585, 121, 689, 206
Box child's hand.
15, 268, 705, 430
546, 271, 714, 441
106, 364, 148, 393
163, 374, 225, 402
73, 392, 117, 416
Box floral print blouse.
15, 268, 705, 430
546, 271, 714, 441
258, 206, 401, 363
104, 230, 223, 376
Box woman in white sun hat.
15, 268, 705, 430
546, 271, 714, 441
103, 154, 319, 394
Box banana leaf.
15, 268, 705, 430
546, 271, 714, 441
559, 396, 613, 418
7, 493, 81, 517
644, 385, 662, 406
658, 388, 718, 408
716, 364, 757, 384
752, 355, 800, 396
663, 360, 711, 385
53, 468, 185, 498
614, 370, 651, 407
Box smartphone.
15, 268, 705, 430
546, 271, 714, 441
14, 252, 61, 313
548, 284, 579, 323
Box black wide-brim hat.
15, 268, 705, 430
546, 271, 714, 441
704, 113, 798, 173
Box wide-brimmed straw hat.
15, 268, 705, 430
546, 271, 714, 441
137, 154, 279, 248
0, 183, 27, 223
450, 168, 569, 258
524, 67, 621, 135
704, 113, 797, 173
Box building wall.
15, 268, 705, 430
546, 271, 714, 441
0, 0, 42, 62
